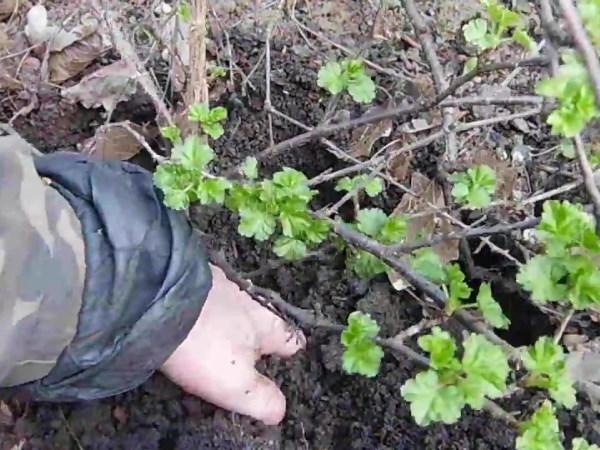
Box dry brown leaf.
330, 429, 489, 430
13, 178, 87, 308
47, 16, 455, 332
50, 32, 111, 83
62, 60, 139, 110
470, 150, 521, 202
387, 147, 413, 184
349, 105, 393, 158
0, 0, 16, 20
81, 122, 153, 161
387, 173, 459, 290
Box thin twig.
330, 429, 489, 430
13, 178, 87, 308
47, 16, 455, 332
554, 309, 575, 344
573, 134, 600, 226
243, 57, 549, 166
386, 217, 540, 254
265, 21, 275, 147
401, 0, 457, 160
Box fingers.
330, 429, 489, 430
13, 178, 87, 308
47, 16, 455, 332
248, 301, 306, 357
234, 371, 287, 425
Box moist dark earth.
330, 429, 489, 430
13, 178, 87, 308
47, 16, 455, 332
2, 6, 600, 450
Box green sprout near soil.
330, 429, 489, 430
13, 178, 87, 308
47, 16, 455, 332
462, 0, 534, 71
341, 311, 384, 378
401, 327, 510, 426
335, 175, 383, 198
188, 104, 228, 139
450, 164, 497, 209
317, 58, 376, 103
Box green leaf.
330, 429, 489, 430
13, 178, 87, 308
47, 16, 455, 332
317, 61, 345, 95
476, 283, 511, 329
446, 264, 472, 313
202, 122, 225, 139
356, 208, 388, 238
303, 218, 330, 244
347, 72, 376, 103
522, 336, 576, 408
173, 136, 215, 171
162, 188, 190, 210
342, 311, 380, 345
463, 57, 478, 75
558, 140, 576, 159
341, 312, 384, 378
516, 401, 563, 450
178, 1, 192, 22
196, 177, 231, 205
241, 156, 259, 179
411, 248, 447, 284
279, 209, 311, 238
537, 200, 599, 253
513, 29, 535, 51
463, 19, 490, 48
335, 175, 383, 197
573, 438, 600, 450
569, 263, 600, 308
273, 236, 307, 260
272, 168, 313, 202
348, 250, 388, 279
450, 165, 496, 208
209, 106, 228, 122
536, 54, 599, 137
517, 255, 569, 303
401, 370, 464, 426
418, 327, 461, 372
378, 215, 407, 244
579, 0, 600, 47
238, 207, 276, 241
160, 125, 182, 145
365, 177, 384, 197
459, 334, 509, 409
188, 103, 210, 123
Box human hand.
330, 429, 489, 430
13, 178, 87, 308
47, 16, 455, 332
160, 265, 305, 425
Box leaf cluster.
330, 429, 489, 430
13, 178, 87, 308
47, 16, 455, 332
346, 208, 406, 279
341, 311, 384, 378
335, 175, 383, 198
450, 164, 497, 208
317, 59, 376, 103
188, 104, 228, 139
225, 162, 329, 260
522, 337, 576, 408
153, 136, 231, 210
536, 53, 599, 137
462, 0, 534, 52
517, 201, 600, 309
401, 327, 510, 426
410, 250, 510, 328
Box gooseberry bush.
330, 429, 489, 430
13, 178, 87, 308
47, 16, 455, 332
152, 0, 600, 444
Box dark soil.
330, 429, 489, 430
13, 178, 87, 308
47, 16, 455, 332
2, 4, 600, 450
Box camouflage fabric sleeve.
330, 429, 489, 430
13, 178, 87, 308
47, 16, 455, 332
0, 129, 85, 387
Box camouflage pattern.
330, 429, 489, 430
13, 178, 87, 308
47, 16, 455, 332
0, 127, 85, 387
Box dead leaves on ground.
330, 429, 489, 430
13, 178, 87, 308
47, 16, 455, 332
81, 121, 156, 161
387, 172, 459, 290
62, 60, 139, 111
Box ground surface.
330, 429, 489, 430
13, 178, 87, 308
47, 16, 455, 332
2, 0, 600, 449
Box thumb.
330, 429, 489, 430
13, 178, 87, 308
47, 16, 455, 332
240, 371, 287, 425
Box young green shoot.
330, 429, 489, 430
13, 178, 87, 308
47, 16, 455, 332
335, 175, 384, 198
341, 311, 384, 377
450, 164, 497, 209
318, 58, 376, 103
516, 401, 563, 450
522, 337, 576, 408
401, 327, 510, 426
188, 104, 229, 139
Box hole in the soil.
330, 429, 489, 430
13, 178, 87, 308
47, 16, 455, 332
489, 275, 554, 347
469, 239, 554, 347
